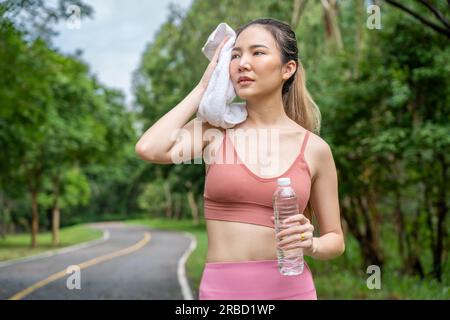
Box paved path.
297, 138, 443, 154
0, 222, 194, 300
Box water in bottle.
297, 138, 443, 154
273, 177, 304, 276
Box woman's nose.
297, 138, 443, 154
236, 53, 252, 70
238, 60, 251, 71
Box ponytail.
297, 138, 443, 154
282, 63, 321, 135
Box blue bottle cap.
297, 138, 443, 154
277, 177, 291, 186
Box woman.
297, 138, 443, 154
135, 17, 345, 300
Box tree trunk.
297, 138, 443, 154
30, 187, 39, 248
52, 173, 61, 247
433, 153, 447, 282
187, 190, 199, 225
356, 194, 384, 267
0, 192, 6, 239
321, 0, 344, 50
391, 156, 409, 265
342, 194, 384, 268
185, 180, 199, 224
398, 154, 426, 278
405, 204, 425, 279
26, 164, 42, 248
174, 193, 182, 220
163, 180, 173, 219
398, 193, 423, 280
424, 179, 437, 274
396, 155, 422, 278
393, 188, 406, 262
353, 0, 365, 77
291, 0, 308, 30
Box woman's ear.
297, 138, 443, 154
282, 60, 297, 81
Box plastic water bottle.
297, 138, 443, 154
273, 177, 304, 276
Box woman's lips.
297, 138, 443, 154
239, 80, 254, 85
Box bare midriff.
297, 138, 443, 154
205, 219, 278, 263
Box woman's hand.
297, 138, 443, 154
197, 36, 230, 90
270, 214, 316, 256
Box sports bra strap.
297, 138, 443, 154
300, 131, 310, 156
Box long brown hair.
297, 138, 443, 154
235, 17, 321, 221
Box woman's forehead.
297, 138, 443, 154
235, 26, 274, 48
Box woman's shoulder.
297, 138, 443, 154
282, 122, 332, 180
307, 131, 332, 158
286, 118, 329, 154
305, 131, 335, 182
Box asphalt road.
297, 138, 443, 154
0, 222, 194, 300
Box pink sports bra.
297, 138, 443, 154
203, 129, 312, 228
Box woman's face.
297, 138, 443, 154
229, 25, 293, 100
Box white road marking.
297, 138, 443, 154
177, 232, 197, 300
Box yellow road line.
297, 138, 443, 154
8, 231, 151, 300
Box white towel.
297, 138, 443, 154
197, 22, 248, 129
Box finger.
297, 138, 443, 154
276, 224, 311, 239
283, 213, 308, 224
277, 233, 300, 247
283, 214, 309, 225
276, 224, 309, 238
280, 239, 313, 251
270, 215, 298, 225
270, 216, 298, 225
221, 35, 230, 45
212, 36, 230, 61
278, 231, 313, 247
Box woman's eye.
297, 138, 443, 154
231, 52, 264, 59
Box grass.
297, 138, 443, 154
127, 217, 450, 300
0, 224, 104, 262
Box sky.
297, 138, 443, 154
52, 0, 194, 109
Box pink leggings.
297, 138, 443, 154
199, 259, 317, 300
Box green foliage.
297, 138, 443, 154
38, 167, 91, 210
137, 179, 167, 216
0, 4, 138, 236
